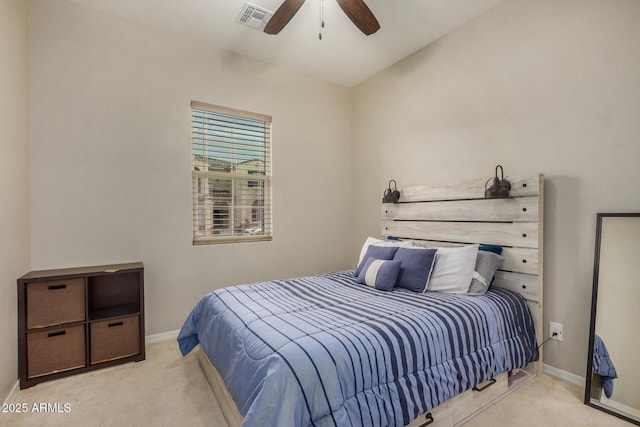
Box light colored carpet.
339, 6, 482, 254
1, 340, 227, 427
1, 339, 632, 426
463, 374, 631, 427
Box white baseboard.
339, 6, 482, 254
2, 380, 19, 407
600, 396, 640, 419
543, 363, 585, 387
145, 329, 179, 344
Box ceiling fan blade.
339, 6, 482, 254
335, 0, 380, 35
264, 0, 306, 34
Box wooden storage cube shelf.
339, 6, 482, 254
27, 325, 86, 378
18, 262, 144, 389
26, 278, 85, 329
90, 316, 140, 365
88, 272, 141, 320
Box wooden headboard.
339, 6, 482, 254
381, 173, 544, 373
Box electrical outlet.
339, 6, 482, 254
550, 322, 563, 341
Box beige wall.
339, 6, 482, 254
352, 0, 640, 377
23, 0, 640, 387
0, 0, 30, 401
29, 0, 353, 335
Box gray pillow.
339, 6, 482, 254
467, 251, 504, 295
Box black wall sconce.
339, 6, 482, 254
484, 165, 511, 198
383, 180, 400, 203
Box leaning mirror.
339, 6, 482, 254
585, 213, 640, 425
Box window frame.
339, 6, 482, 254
191, 101, 272, 245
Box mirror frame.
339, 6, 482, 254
584, 212, 640, 425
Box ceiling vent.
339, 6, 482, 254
236, 3, 273, 31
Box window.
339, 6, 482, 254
191, 101, 272, 244
247, 170, 260, 188
252, 199, 264, 223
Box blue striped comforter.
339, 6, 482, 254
178, 271, 538, 427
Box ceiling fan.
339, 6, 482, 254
264, 0, 380, 36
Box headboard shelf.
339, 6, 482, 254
398, 174, 540, 202
381, 173, 544, 373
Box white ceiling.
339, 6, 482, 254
66, 0, 504, 87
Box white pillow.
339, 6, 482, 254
357, 237, 413, 266
427, 244, 479, 294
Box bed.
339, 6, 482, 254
178, 173, 544, 426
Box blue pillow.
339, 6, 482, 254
479, 244, 503, 254
393, 247, 437, 293
355, 246, 399, 276
357, 258, 402, 291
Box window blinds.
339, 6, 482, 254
191, 101, 272, 244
